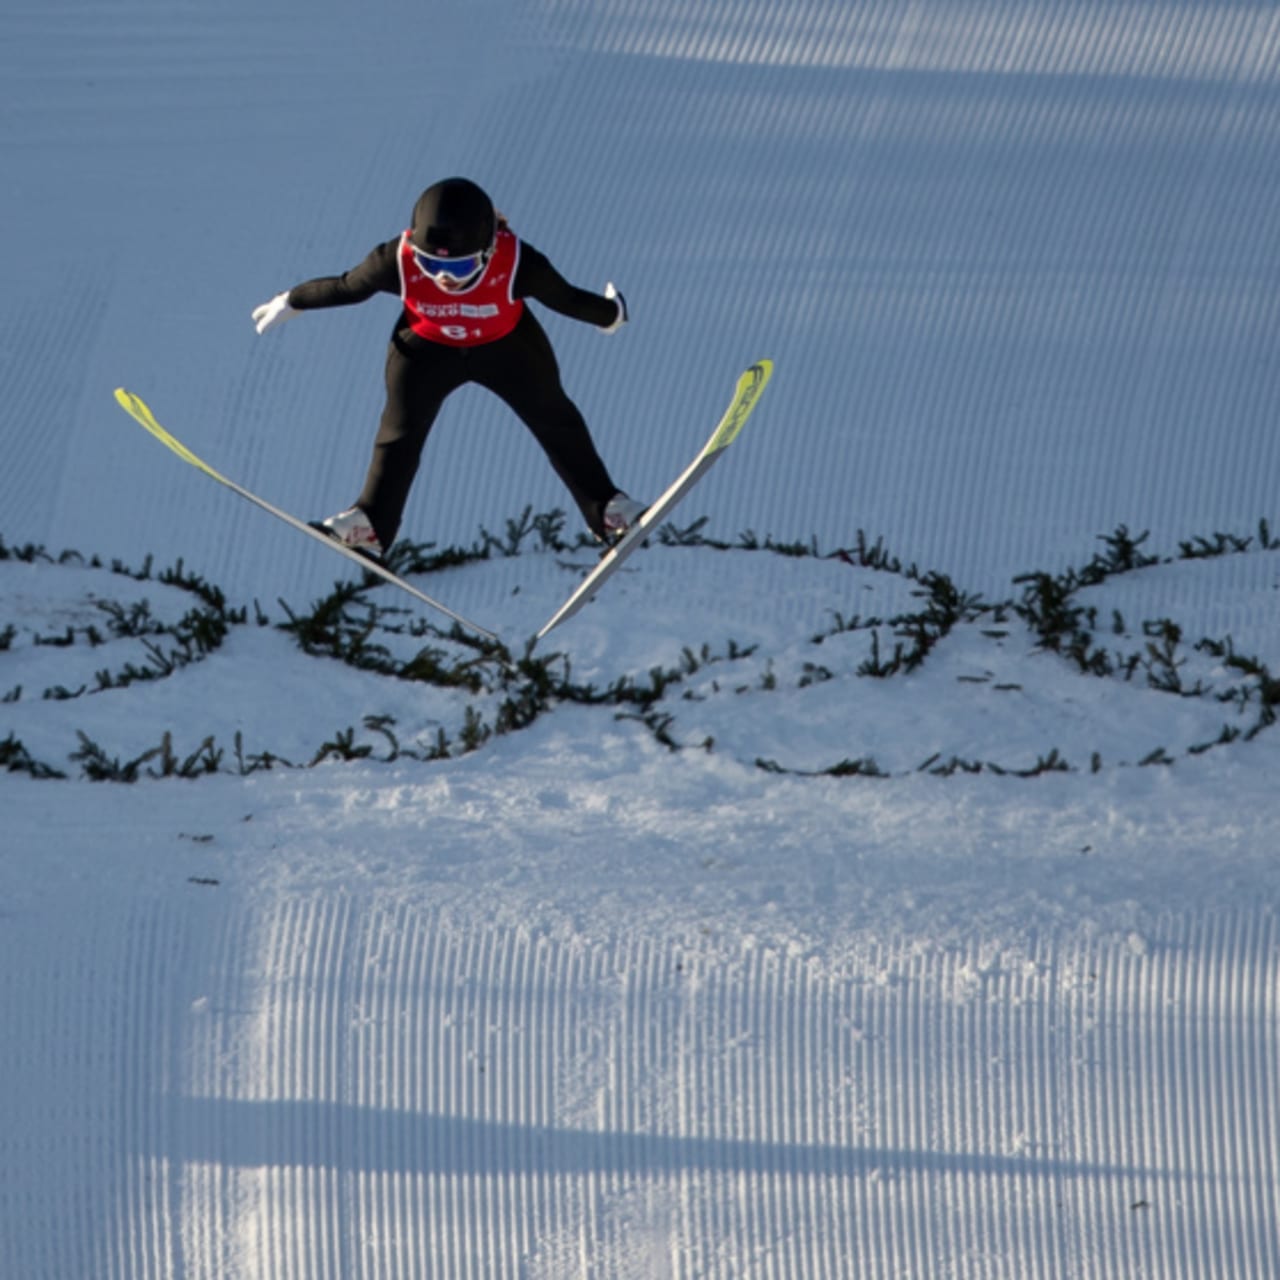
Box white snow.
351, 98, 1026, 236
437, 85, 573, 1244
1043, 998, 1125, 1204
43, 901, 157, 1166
2, 1, 1279, 1277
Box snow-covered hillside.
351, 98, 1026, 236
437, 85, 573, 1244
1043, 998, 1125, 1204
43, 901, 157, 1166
2, 2, 1279, 1277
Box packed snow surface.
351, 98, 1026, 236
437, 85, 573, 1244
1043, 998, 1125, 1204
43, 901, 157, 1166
2, 1, 1279, 1277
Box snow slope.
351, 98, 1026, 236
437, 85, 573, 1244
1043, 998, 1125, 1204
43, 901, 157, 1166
3, 1, 1280, 1277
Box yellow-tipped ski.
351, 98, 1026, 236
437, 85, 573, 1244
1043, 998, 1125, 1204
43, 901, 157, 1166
112, 388, 500, 642
536, 359, 773, 642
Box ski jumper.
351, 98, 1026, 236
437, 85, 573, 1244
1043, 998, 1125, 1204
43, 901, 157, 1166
286, 231, 623, 547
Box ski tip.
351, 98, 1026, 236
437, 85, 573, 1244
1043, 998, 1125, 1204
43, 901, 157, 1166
113, 387, 151, 418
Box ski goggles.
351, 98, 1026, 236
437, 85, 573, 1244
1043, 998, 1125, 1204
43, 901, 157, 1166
412, 245, 490, 283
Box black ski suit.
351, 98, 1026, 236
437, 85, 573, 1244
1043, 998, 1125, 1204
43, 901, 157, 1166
287, 237, 624, 547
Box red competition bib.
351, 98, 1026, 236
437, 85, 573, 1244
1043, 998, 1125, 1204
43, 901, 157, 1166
397, 227, 524, 346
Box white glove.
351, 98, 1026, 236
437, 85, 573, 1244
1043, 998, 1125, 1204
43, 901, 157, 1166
251, 291, 297, 335
602, 281, 628, 334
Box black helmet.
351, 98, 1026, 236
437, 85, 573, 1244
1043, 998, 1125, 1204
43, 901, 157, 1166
411, 178, 496, 257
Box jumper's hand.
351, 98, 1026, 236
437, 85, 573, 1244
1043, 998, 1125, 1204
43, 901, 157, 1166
252, 291, 297, 335
602, 282, 628, 334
